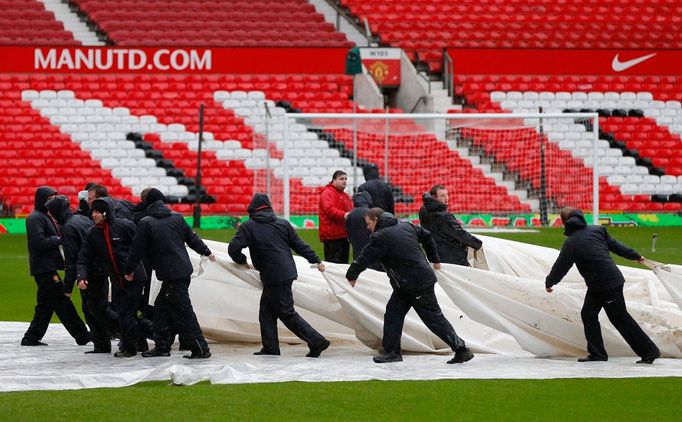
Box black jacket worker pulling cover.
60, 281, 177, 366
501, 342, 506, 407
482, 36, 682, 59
419, 193, 482, 266
46, 195, 110, 353
22, 186, 90, 347
545, 207, 660, 364
77, 197, 149, 356
125, 188, 213, 359
345, 209, 473, 364
229, 193, 330, 358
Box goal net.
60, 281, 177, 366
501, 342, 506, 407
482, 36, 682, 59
254, 112, 600, 225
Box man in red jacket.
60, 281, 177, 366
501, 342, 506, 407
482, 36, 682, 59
319, 170, 353, 263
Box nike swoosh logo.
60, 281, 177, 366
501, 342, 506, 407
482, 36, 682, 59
611, 53, 657, 72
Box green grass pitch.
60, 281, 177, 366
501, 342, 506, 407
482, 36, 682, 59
1, 227, 681, 419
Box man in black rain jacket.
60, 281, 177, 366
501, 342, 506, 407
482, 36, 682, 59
22, 186, 90, 347
419, 186, 482, 266
357, 164, 395, 214
345, 191, 382, 271
228, 193, 331, 358
125, 188, 214, 359
77, 197, 149, 357
346, 208, 473, 364
46, 195, 110, 353
545, 207, 660, 364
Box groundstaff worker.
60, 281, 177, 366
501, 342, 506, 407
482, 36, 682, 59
22, 186, 90, 347
77, 197, 149, 357
319, 170, 352, 263
357, 164, 395, 214
346, 208, 473, 364
229, 193, 331, 358
545, 207, 661, 364
419, 185, 482, 266
46, 195, 110, 354
125, 188, 214, 359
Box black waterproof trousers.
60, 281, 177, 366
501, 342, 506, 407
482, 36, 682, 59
581, 287, 660, 360
152, 277, 209, 355
112, 277, 151, 353
81, 274, 111, 351
382, 284, 464, 355
259, 281, 327, 354
323, 238, 349, 264
23, 271, 90, 344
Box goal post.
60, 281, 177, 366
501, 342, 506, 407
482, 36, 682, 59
258, 112, 600, 226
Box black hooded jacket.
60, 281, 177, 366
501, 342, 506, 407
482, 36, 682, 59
26, 186, 63, 276
346, 212, 440, 291
418, 194, 482, 266
77, 197, 146, 287
125, 199, 211, 281
228, 193, 321, 286
545, 212, 641, 291
346, 191, 372, 259
112, 198, 134, 221
46, 195, 95, 293
357, 165, 395, 214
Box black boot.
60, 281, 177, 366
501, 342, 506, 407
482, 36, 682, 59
141, 347, 171, 357
448, 347, 474, 364
254, 348, 280, 356
373, 352, 402, 363
21, 338, 48, 346
636, 351, 661, 365
184, 350, 211, 359
306, 339, 330, 358
114, 350, 137, 358
578, 355, 608, 362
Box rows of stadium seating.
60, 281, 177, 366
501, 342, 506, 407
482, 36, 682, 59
0, 0, 79, 45
341, 0, 682, 72
72, 0, 354, 47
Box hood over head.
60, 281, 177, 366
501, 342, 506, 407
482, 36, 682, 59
362, 164, 380, 181
143, 188, 166, 207
353, 191, 373, 208
422, 192, 447, 213
375, 211, 398, 231
34, 186, 57, 213
45, 195, 72, 225
562, 208, 587, 235
247, 193, 276, 223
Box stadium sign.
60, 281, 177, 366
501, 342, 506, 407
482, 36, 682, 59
34, 48, 212, 72
446, 48, 682, 75
0, 47, 348, 74
360, 48, 401, 87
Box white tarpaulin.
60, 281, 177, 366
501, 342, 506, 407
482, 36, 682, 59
3, 322, 682, 392
186, 238, 681, 359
